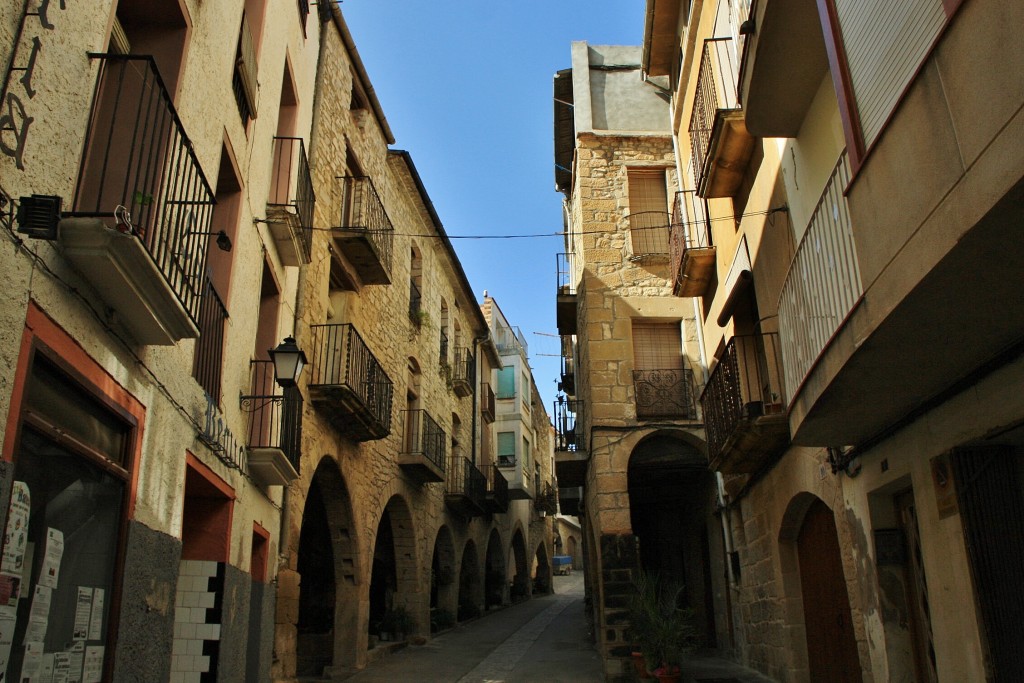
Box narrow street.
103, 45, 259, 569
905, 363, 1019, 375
341, 574, 603, 682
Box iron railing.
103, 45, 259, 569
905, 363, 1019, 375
633, 368, 699, 420
535, 482, 558, 514
481, 382, 496, 422
628, 211, 672, 257
777, 151, 861, 403
337, 176, 395, 276
241, 360, 303, 471
559, 335, 576, 394
269, 136, 315, 263
553, 397, 584, 451
191, 276, 229, 403
494, 324, 527, 356
487, 464, 509, 510
556, 251, 577, 296
446, 456, 486, 509
409, 280, 422, 325
670, 190, 711, 275
403, 409, 446, 472
309, 323, 394, 427
700, 333, 786, 461
689, 38, 740, 190
232, 69, 253, 123
73, 54, 215, 326
452, 347, 475, 387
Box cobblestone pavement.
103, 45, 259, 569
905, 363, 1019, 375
340, 573, 602, 682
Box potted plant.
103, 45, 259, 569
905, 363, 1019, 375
628, 571, 697, 683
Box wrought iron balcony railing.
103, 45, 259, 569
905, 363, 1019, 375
485, 464, 509, 512
689, 38, 741, 193
534, 482, 558, 514
700, 333, 787, 465
268, 136, 315, 264
445, 456, 486, 516
778, 151, 861, 403
335, 176, 394, 284
402, 409, 446, 472
559, 335, 576, 395
242, 360, 303, 471
556, 252, 577, 296
192, 276, 229, 403
553, 397, 584, 452
556, 252, 578, 336
452, 347, 475, 397
633, 367, 699, 420
308, 323, 394, 440
627, 211, 672, 258
494, 324, 527, 357
669, 189, 716, 297
73, 54, 215, 326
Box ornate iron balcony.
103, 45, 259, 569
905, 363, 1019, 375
242, 360, 303, 473
633, 368, 699, 420
445, 456, 486, 516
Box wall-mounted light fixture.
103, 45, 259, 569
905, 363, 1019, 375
269, 336, 307, 387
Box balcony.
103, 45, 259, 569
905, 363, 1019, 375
331, 176, 394, 285
483, 464, 509, 514
495, 324, 528, 357
534, 482, 558, 515
498, 458, 534, 501
266, 136, 315, 266
634, 367, 699, 420
689, 38, 755, 199
670, 190, 716, 297
627, 211, 671, 260
701, 333, 789, 474
556, 252, 577, 336
481, 383, 496, 423
308, 323, 394, 441
559, 335, 576, 396
62, 54, 214, 345
241, 360, 302, 486
191, 276, 229, 404
558, 486, 582, 517
445, 456, 486, 516
553, 397, 587, 489
399, 409, 446, 484
451, 347, 475, 398
778, 151, 861, 405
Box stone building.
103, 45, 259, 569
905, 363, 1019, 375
638, 0, 1024, 681
552, 41, 724, 681
0, 0, 319, 680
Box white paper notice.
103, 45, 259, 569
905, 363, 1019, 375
25, 585, 52, 644
21, 640, 44, 681
72, 588, 91, 641
51, 652, 70, 683
1, 482, 30, 574
66, 642, 83, 683
39, 529, 64, 590
82, 646, 103, 683
0, 606, 16, 677
40, 653, 55, 683
87, 589, 104, 642
0, 572, 21, 608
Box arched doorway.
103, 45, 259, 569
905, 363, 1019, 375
458, 540, 481, 621
533, 541, 552, 594
627, 433, 716, 645
295, 458, 358, 675
369, 495, 418, 641
509, 529, 529, 602
430, 526, 457, 629
796, 498, 862, 682
567, 536, 579, 569
484, 528, 506, 608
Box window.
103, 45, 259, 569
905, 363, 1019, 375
632, 321, 684, 371
627, 169, 670, 256
497, 432, 516, 466
633, 321, 695, 419
233, 11, 259, 123
521, 369, 530, 412
496, 366, 515, 399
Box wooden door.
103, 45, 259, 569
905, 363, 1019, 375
798, 499, 863, 683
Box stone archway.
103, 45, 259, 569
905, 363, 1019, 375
458, 539, 482, 621
627, 432, 716, 645
533, 541, 552, 595
293, 457, 359, 676
369, 494, 419, 640
484, 528, 506, 609
430, 525, 457, 628
509, 528, 529, 602
567, 536, 580, 569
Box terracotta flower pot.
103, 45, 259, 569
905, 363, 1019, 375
654, 666, 681, 683
631, 651, 654, 680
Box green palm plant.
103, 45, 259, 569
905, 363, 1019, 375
628, 571, 698, 676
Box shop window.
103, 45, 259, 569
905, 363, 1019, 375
1, 353, 133, 681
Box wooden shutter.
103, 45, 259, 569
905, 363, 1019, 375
628, 170, 670, 255
632, 322, 683, 371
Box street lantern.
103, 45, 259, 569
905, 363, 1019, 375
269, 336, 307, 387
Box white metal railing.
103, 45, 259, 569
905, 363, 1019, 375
778, 150, 862, 402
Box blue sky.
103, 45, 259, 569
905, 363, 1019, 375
339, 1, 644, 416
